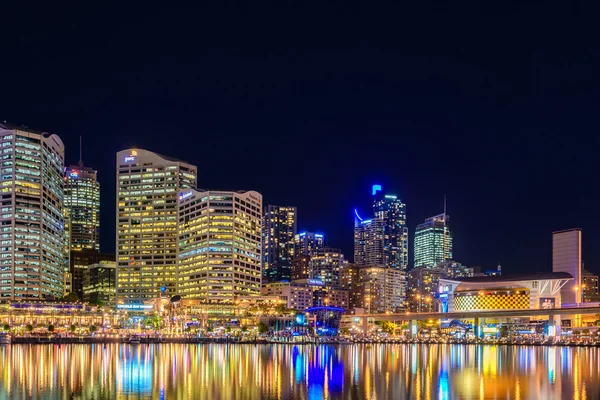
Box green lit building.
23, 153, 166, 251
413, 213, 452, 268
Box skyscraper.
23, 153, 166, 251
116, 149, 197, 304
178, 189, 262, 303
353, 217, 384, 266
294, 232, 325, 257
64, 163, 100, 252
413, 213, 452, 268
262, 205, 297, 283
552, 229, 582, 305
354, 184, 407, 270
309, 248, 346, 288
373, 188, 408, 270
0, 124, 65, 300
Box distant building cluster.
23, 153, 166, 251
1, 122, 595, 317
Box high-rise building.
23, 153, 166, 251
353, 218, 384, 266
354, 185, 407, 269
413, 213, 452, 268
341, 263, 361, 310
294, 232, 325, 257
291, 254, 311, 281
552, 229, 582, 305
0, 124, 65, 300
582, 269, 600, 303
262, 205, 297, 283
373, 187, 408, 270
178, 189, 262, 303
83, 261, 117, 307
309, 248, 346, 288
70, 250, 115, 299
359, 266, 405, 313
64, 163, 100, 252
116, 149, 197, 304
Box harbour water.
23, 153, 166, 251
0, 343, 598, 399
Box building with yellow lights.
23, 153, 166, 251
178, 189, 262, 303
116, 149, 197, 304
0, 124, 65, 300
439, 272, 573, 313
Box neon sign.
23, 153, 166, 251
372, 184, 382, 195
307, 279, 324, 286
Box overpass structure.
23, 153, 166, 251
350, 306, 600, 337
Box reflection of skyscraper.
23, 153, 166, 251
0, 124, 65, 300
413, 214, 452, 268
262, 205, 297, 283
294, 232, 324, 257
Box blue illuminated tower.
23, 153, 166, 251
372, 185, 408, 271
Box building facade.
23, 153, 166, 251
0, 124, 65, 300
582, 269, 600, 302
309, 248, 346, 288
413, 213, 452, 268
552, 229, 582, 305
70, 250, 115, 299
291, 254, 311, 281
262, 205, 297, 283
64, 164, 100, 252
353, 218, 384, 266
373, 188, 408, 270
294, 232, 324, 257
116, 149, 197, 304
83, 262, 117, 307
359, 266, 405, 313
178, 189, 262, 303
261, 279, 349, 311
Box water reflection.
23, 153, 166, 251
0, 343, 599, 399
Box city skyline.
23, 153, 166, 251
2, 4, 599, 277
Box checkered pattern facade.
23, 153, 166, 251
454, 292, 530, 311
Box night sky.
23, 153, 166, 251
2, 2, 599, 274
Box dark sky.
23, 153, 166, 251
1, 2, 599, 274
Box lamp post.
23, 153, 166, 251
416, 294, 422, 313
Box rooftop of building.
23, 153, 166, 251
441, 271, 573, 283
1, 122, 50, 136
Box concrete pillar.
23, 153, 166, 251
361, 316, 369, 335
408, 320, 418, 339
474, 317, 480, 338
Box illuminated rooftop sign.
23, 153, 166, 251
314, 234, 324, 238
372, 184, 382, 196
69, 171, 79, 178
179, 191, 193, 201
124, 150, 138, 162
307, 279, 324, 286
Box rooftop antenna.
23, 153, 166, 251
78, 136, 83, 168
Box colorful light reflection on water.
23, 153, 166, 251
0, 344, 599, 399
